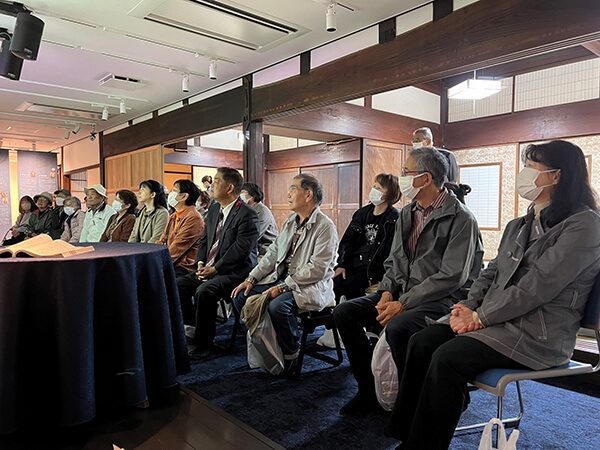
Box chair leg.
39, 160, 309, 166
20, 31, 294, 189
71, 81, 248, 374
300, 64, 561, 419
295, 323, 310, 375
455, 381, 525, 434
330, 323, 344, 366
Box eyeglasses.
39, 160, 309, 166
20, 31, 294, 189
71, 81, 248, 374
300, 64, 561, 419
400, 169, 424, 177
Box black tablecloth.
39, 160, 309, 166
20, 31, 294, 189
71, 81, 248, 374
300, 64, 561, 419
0, 243, 190, 434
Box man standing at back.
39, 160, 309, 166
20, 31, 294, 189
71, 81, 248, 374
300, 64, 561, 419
177, 167, 259, 360
412, 127, 458, 183
334, 147, 481, 414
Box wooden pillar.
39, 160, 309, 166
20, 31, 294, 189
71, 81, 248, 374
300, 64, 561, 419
242, 75, 265, 185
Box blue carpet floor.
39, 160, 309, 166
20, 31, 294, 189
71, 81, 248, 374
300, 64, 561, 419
179, 321, 600, 450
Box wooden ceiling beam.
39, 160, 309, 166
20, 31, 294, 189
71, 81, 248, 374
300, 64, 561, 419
265, 102, 440, 145
253, 0, 600, 120
582, 40, 600, 57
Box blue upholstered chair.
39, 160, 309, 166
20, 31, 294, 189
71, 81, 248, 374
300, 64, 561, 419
457, 273, 600, 433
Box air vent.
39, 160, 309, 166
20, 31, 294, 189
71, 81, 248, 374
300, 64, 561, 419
130, 0, 302, 52
16, 101, 102, 120
99, 73, 145, 90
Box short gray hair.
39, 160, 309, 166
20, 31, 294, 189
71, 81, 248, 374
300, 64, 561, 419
408, 147, 449, 188
414, 127, 433, 142
294, 173, 324, 206
64, 196, 81, 209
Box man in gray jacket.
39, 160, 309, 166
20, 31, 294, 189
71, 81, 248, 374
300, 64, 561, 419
232, 173, 338, 376
334, 146, 482, 414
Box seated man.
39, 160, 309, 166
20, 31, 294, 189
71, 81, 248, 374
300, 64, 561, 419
177, 167, 259, 360
333, 146, 482, 414
241, 182, 279, 258
161, 179, 205, 276
80, 184, 116, 243
232, 173, 338, 375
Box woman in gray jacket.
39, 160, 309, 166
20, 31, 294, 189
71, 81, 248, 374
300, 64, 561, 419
386, 140, 600, 450
128, 180, 169, 244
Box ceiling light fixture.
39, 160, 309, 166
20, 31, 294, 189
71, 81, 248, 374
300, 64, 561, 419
448, 74, 502, 100
182, 73, 189, 92
90, 123, 96, 141
209, 59, 217, 80
64, 130, 70, 139
120, 99, 126, 114
101, 106, 109, 121
72, 123, 81, 134
326, 2, 337, 33
31, 141, 36, 151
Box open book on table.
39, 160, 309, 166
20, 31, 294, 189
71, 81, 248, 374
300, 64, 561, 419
0, 234, 95, 258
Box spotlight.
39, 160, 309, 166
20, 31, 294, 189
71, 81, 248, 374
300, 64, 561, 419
90, 124, 96, 141
326, 1, 337, 33
64, 130, 70, 140
120, 99, 126, 114
101, 107, 108, 121
0, 38, 24, 81
182, 74, 189, 92
10, 12, 45, 61
209, 60, 217, 80
72, 123, 81, 135
31, 142, 36, 151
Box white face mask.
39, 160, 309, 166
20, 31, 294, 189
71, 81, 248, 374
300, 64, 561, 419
167, 191, 180, 208
516, 167, 557, 202
21, 203, 31, 211
240, 193, 250, 203
412, 141, 423, 149
55, 197, 64, 206
112, 199, 123, 213
369, 188, 385, 206
64, 206, 75, 216
399, 173, 426, 200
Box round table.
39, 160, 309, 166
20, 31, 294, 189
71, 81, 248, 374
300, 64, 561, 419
0, 242, 190, 434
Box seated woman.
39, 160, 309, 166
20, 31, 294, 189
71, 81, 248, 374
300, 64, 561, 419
100, 189, 138, 242
241, 182, 279, 258
26, 192, 61, 239
385, 140, 600, 450
334, 173, 401, 300
60, 196, 85, 242
196, 190, 212, 220
159, 179, 205, 276
128, 180, 169, 244
3, 196, 37, 245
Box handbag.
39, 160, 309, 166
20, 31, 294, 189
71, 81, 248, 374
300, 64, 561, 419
478, 418, 519, 450
247, 307, 285, 375
371, 328, 398, 411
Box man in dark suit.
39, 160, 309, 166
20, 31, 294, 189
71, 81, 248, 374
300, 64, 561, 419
177, 167, 259, 360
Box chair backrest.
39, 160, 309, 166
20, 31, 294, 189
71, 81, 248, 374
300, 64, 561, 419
581, 272, 600, 330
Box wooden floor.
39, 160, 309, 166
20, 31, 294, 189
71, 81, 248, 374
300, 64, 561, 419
0, 386, 285, 450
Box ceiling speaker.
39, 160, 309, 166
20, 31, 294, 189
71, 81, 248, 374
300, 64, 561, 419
10, 12, 44, 61
0, 39, 23, 80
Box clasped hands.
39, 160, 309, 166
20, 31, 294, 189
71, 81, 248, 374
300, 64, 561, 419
196, 263, 217, 281
450, 304, 484, 334
375, 291, 404, 326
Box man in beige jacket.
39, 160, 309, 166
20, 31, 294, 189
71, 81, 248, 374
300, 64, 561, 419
232, 173, 338, 375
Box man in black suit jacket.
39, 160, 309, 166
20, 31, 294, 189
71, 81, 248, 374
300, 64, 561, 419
177, 167, 259, 360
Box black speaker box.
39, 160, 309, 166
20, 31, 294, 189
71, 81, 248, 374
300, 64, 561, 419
10, 12, 44, 61
0, 39, 22, 80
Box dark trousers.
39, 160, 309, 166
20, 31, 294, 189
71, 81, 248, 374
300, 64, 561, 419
176, 271, 232, 349
386, 325, 528, 450
385, 301, 450, 385
333, 270, 369, 301
333, 293, 449, 395
333, 293, 382, 394
233, 282, 299, 358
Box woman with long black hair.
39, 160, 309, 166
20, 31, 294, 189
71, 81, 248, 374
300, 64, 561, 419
386, 140, 600, 450
128, 180, 169, 243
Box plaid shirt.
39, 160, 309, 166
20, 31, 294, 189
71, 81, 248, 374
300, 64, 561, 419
407, 188, 448, 267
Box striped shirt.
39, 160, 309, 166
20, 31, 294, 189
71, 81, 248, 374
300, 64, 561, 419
407, 188, 449, 266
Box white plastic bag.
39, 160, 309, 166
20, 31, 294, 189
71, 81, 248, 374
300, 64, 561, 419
317, 328, 345, 349
478, 418, 519, 450
247, 310, 285, 375
370, 329, 398, 411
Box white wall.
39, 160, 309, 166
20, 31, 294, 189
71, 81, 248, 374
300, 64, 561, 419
63, 137, 100, 172
372, 87, 440, 124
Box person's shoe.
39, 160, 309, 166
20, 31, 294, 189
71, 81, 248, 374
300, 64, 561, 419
340, 391, 381, 415
188, 346, 212, 360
